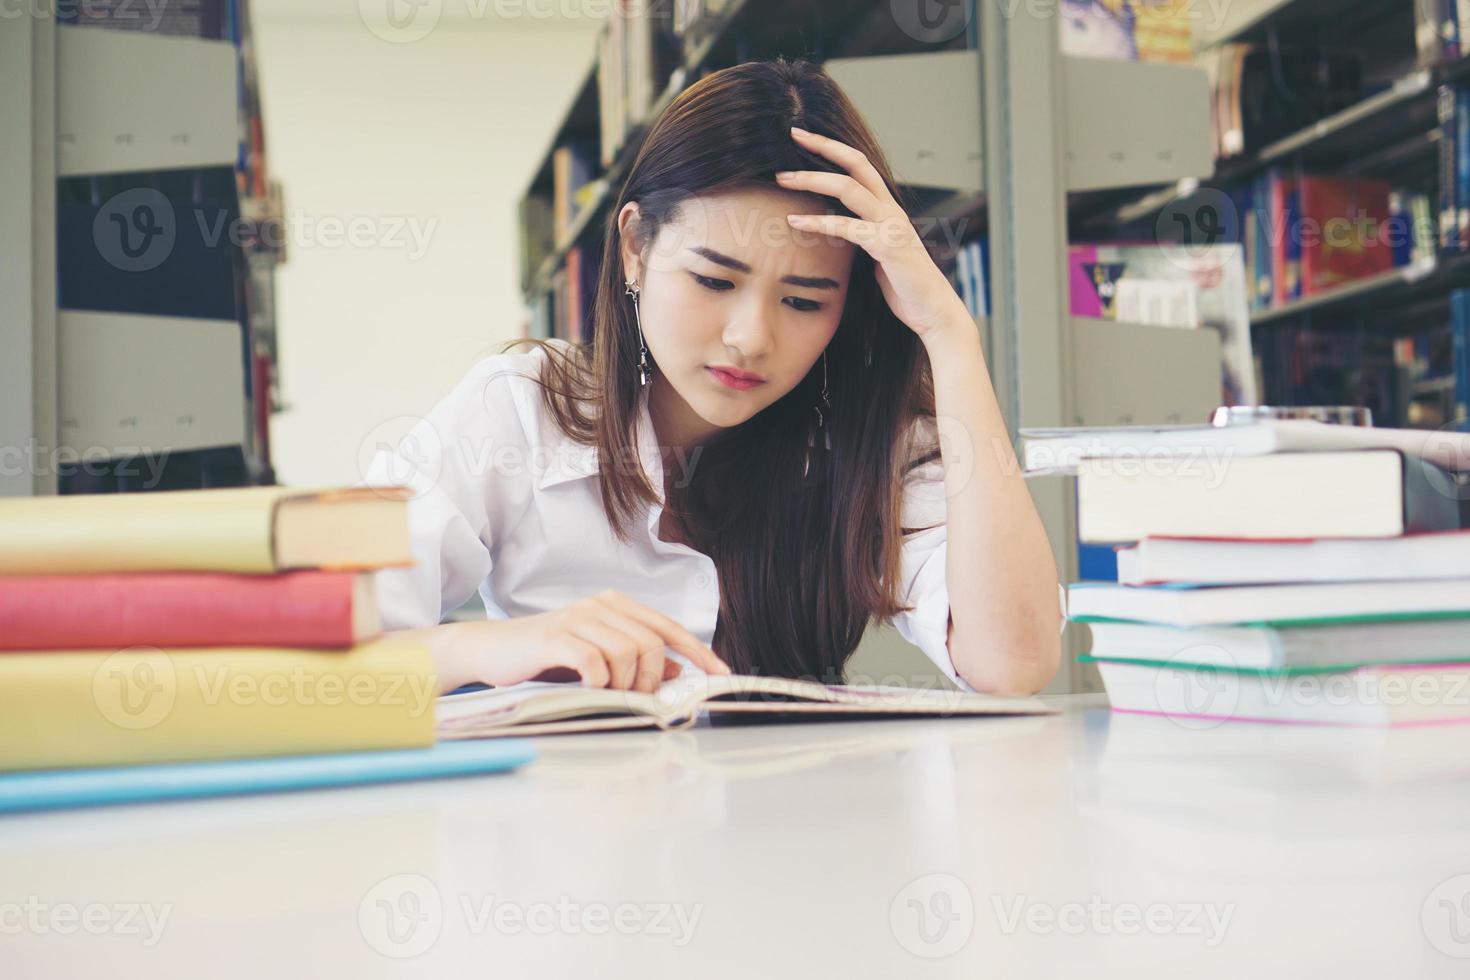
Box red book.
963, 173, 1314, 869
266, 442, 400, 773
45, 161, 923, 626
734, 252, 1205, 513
0, 570, 379, 651
1298, 176, 1395, 296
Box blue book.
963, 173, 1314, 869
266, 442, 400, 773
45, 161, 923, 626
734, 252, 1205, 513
0, 740, 535, 815
1453, 289, 1470, 431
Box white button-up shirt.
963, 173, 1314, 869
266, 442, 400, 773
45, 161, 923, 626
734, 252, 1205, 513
362, 339, 975, 688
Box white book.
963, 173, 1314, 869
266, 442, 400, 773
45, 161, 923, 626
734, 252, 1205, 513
1086, 619, 1470, 671
1091, 658, 1470, 727
1021, 418, 1470, 476
1117, 532, 1470, 586
1067, 579, 1470, 628
1076, 450, 1460, 543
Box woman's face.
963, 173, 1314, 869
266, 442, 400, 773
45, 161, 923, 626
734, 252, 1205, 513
619, 188, 855, 439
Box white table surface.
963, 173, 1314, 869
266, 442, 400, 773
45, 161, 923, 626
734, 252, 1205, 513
6, 693, 1470, 979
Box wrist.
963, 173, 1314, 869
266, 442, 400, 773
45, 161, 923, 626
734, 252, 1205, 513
419, 621, 485, 692
921, 312, 984, 369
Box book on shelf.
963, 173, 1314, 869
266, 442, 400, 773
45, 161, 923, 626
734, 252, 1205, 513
1059, 0, 1194, 63
1076, 449, 1461, 543
598, 0, 680, 168
553, 139, 599, 248
0, 640, 436, 771
0, 485, 412, 575
57, 0, 229, 40
1115, 531, 1470, 586
1454, 288, 1470, 426
1297, 177, 1397, 296
564, 246, 586, 344
952, 238, 989, 321
435, 674, 1057, 738
519, 193, 554, 294
1419, 0, 1446, 65
1066, 242, 1255, 405
0, 570, 381, 651
1204, 43, 1362, 161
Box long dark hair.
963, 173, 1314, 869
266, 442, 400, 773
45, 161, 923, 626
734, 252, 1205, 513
507, 57, 939, 682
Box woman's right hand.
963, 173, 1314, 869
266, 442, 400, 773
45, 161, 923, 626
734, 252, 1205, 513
415, 590, 730, 695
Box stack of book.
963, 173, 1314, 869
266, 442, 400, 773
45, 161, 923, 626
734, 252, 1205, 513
0, 486, 438, 771
1025, 418, 1470, 726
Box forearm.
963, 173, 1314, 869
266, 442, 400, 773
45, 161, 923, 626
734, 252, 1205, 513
389, 621, 489, 694
922, 308, 1062, 694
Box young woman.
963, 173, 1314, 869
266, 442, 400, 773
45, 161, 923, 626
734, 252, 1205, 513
365, 58, 1062, 698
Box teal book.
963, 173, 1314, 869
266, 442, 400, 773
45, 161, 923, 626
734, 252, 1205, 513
0, 740, 535, 814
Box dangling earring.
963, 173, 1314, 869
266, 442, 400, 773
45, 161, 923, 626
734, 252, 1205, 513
814, 349, 832, 451
626, 279, 651, 386
806, 350, 832, 473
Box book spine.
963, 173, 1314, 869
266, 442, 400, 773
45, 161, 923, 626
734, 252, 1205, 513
1402, 452, 1463, 534
1458, 82, 1470, 250
1420, 0, 1447, 66
1453, 289, 1470, 430
1442, 84, 1460, 251
955, 243, 975, 317
0, 640, 435, 771
0, 571, 366, 651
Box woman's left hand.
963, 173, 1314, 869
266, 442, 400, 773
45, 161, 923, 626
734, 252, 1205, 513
778, 126, 970, 343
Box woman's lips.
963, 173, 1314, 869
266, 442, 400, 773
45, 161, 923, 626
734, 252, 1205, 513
706, 367, 765, 391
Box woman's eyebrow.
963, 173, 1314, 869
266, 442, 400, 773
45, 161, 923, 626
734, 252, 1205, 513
688, 246, 842, 291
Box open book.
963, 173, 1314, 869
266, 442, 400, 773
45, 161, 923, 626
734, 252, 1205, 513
435, 673, 1057, 738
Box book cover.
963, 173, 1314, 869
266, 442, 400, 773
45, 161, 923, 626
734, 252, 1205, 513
1441, 84, 1460, 250
1297, 177, 1394, 295
0, 740, 535, 814
57, 0, 227, 40
0, 570, 376, 651
1454, 288, 1470, 428
0, 485, 411, 575
1059, 0, 1137, 61
0, 639, 436, 772
1067, 242, 1257, 405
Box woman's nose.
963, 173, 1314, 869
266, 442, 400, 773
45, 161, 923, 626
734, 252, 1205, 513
720, 296, 776, 360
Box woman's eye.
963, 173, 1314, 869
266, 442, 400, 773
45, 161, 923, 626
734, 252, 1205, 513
692, 273, 733, 292
785, 297, 824, 314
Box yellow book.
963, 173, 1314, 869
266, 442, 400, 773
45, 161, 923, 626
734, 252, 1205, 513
0, 639, 437, 771
0, 485, 412, 575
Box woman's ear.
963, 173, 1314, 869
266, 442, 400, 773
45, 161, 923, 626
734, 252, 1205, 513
617, 201, 643, 285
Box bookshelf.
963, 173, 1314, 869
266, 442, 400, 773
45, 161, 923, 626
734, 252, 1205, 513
8, 0, 285, 497
1074, 0, 1470, 435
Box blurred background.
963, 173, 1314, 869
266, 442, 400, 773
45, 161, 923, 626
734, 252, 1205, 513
6, 0, 1465, 691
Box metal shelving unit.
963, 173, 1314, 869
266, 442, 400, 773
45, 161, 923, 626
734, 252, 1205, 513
6, 8, 283, 497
